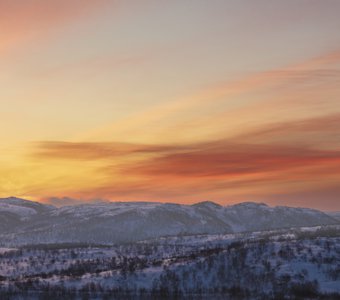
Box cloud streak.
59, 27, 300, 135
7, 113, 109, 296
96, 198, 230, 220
31, 112, 340, 209
33, 141, 192, 160
126, 143, 340, 178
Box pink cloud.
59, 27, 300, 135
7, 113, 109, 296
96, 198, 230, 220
0, 0, 112, 54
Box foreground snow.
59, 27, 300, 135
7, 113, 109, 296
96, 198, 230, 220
0, 226, 339, 299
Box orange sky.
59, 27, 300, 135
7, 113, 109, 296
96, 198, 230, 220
1, 0, 340, 210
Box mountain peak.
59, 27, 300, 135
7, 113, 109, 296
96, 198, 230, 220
192, 201, 222, 209
0, 197, 55, 211
0, 197, 32, 204
230, 202, 268, 209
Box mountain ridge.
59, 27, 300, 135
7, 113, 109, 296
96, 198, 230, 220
0, 197, 338, 246
2, 196, 337, 211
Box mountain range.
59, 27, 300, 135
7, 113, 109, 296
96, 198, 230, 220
0, 197, 338, 245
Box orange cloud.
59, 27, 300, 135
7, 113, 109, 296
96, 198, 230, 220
126, 144, 340, 178
29, 112, 340, 209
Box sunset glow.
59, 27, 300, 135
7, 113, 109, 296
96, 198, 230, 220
1, 0, 340, 210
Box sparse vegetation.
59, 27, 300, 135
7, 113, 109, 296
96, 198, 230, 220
0, 228, 339, 299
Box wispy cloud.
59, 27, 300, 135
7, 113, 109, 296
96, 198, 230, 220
237, 112, 340, 147
33, 141, 191, 160
78, 49, 340, 142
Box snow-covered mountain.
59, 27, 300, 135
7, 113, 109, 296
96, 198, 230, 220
0, 197, 338, 245
0, 197, 53, 216
0, 197, 54, 233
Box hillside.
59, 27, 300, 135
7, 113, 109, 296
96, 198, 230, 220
0, 197, 338, 246
0, 226, 339, 299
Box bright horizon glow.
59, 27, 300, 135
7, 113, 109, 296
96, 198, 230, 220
1, 0, 340, 210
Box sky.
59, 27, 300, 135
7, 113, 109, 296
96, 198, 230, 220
1, 0, 340, 210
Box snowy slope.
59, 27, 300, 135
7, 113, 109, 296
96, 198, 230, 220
0, 197, 54, 233
0, 228, 339, 298
327, 211, 340, 221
